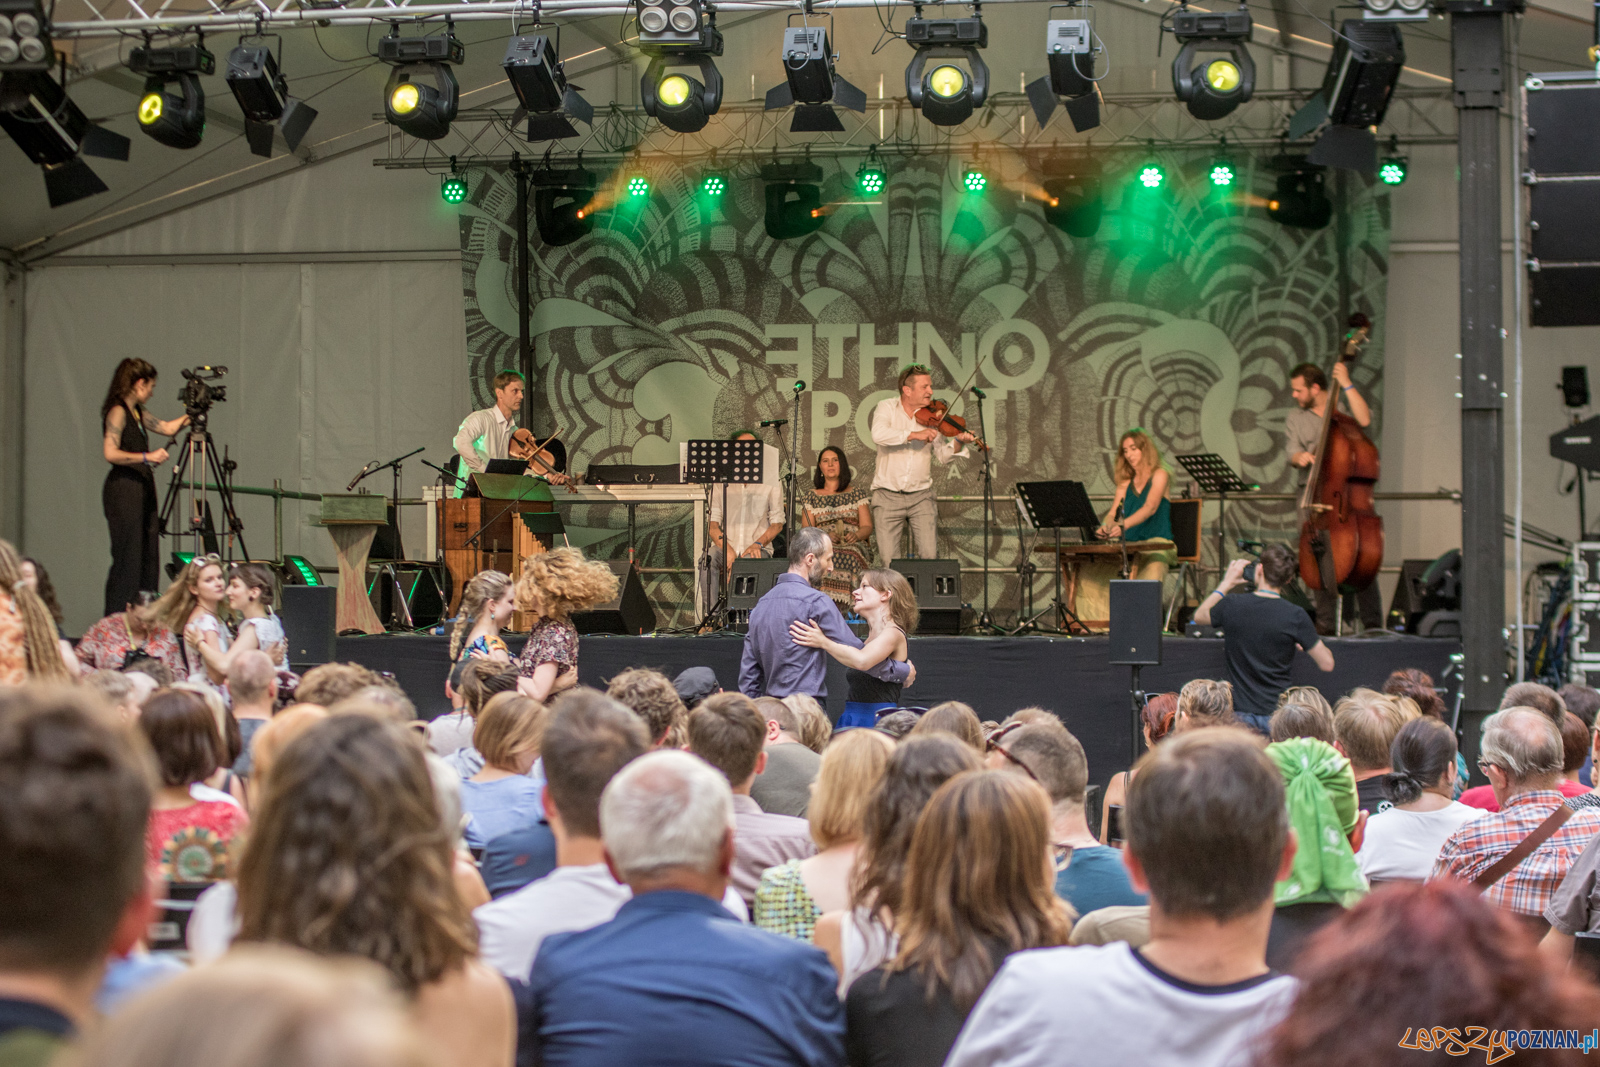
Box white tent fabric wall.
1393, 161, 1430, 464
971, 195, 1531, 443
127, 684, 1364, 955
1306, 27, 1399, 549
23, 260, 469, 634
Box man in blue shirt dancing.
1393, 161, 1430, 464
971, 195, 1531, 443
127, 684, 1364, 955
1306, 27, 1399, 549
738, 527, 912, 701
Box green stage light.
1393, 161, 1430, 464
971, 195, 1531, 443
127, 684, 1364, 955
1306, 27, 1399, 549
963, 167, 986, 193
1379, 156, 1407, 186
857, 158, 887, 196
700, 173, 727, 197
1138, 163, 1165, 189
627, 174, 650, 197
441, 173, 467, 203
282, 554, 322, 586
1209, 160, 1234, 187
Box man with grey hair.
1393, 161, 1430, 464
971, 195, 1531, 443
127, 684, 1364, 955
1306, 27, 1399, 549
738, 527, 912, 701
522, 749, 844, 1067
225, 650, 277, 776
1432, 707, 1600, 919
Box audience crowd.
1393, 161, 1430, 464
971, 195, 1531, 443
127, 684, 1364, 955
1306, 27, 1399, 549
10, 531, 1600, 1067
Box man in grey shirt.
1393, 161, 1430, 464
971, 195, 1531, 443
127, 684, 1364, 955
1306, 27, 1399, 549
750, 696, 821, 818
1285, 320, 1382, 634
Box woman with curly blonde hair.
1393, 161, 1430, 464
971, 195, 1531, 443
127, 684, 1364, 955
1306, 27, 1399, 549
513, 548, 618, 702
0, 539, 73, 683
153, 555, 230, 689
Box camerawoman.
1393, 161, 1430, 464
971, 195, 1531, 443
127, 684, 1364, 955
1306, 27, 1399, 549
1193, 543, 1335, 735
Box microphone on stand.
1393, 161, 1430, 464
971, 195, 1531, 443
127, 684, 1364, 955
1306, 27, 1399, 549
793, 380, 807, 392
347, 461, 376, 491
971, 385, 987, 399
760, 419, 788, 428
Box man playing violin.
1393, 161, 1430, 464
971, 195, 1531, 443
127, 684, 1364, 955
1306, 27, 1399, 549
451, 370, 568, 488
868, 363, 974, 563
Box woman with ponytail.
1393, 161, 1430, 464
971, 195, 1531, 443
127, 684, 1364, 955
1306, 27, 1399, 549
1357, 716, 1482, 884
100, 358, 188, 616
450, 571, 514, 665
0, 540, 74, 684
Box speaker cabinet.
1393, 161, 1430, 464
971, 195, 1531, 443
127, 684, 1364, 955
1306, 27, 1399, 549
572, 561, 658, 635
280, 585, 337, 667
1527, 76, 1600, 326
1109, 580, 1163, 665
890, 559, 965, 635
726, 559, 791, 630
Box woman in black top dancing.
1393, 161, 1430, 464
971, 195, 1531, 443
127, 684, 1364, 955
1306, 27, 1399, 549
791, 567, 917, 729
100, 358, 187, 616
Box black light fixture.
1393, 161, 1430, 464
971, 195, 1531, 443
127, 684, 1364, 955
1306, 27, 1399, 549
380, 28, 463, 140
1302, 20, 1404, 174
637, 0, 723, 133
532, 166, 598, 246
130, 42, 212, 150
0, 0, 51, 71
1040, 159, 1102, 237
1267, 162, 1332, 230
225, 40, 317, 158
761, 160, 826, 241
904, 14, 989, 127
763, 21, 867, 133
503, 31, 594, 141
0, 68, 129, 206
1170, 4, 1254, 121
1025, 8, 1101, 133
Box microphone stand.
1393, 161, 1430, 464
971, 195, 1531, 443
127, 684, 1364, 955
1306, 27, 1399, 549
787, 381, 804, 550
973, 387, 999, 633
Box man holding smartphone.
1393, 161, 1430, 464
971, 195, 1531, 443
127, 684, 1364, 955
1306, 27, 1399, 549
1193, 543, 1335, 735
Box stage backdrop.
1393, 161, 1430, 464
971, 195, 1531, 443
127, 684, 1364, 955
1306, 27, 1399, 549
457, 154, 1392, 628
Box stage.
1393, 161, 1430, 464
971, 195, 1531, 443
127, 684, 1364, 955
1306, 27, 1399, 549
335, 631, 1460, 793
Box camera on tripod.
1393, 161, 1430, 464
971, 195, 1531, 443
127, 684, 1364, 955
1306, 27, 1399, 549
179, 365, 228, 418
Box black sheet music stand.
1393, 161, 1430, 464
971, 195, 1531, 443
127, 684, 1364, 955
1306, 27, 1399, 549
1174, 454, 1258, 582
1016, 480, 1102, 635
684, 440, 765, 632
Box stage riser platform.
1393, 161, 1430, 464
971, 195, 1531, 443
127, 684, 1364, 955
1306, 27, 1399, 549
335, 634, 1459, 791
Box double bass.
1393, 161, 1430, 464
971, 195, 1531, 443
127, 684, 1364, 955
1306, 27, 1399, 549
1297, 325, 1384, 594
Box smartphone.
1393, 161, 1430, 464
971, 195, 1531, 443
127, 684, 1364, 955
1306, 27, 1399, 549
1106, 803, 1124, 846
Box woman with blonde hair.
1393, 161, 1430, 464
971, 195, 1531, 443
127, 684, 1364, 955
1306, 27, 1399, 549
1094, 428, 1176, 581
845, 771, 1073, 1067
792, 568, 917, 729
0, 539, 72, 683
1175, 678, 1237, 730
461, 694, 547, 850
450, 570, 515, 665
235, 713, 514, 1067
911, 701, 985, 751
185, 562, 290, 676
782, 693, 834, 754
514, 548, 618, 702
154, 555, 230, 690
755, 728, 895, 940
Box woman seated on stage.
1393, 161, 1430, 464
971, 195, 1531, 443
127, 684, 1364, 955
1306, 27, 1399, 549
156, 555, 231, 690
514, 548, 619, 702
1095, 428, 1177, 581
450, 570, 515, 666
800, 446, 874, 612
790, 568, 917, 730
187, 563, 291, 677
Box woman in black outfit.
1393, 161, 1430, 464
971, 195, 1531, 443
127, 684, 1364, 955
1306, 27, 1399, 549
845, 770, 1073, 1067
100, 359, 187, 616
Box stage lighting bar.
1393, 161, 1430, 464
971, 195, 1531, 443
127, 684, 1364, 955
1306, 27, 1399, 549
130, 43, 212, 150
763, 24, 867, 133
380, 29, 463, 141
1170, 5, 1254, 121
0, 0, 51, 71
503, 32, 593, 141
225, 43, 317, 158
1025, 11, 1101, 133
904, 15, 988, 127
0, 68, 129, 206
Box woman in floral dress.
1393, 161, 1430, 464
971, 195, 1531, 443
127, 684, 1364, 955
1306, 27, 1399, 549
799, 446, 874, 612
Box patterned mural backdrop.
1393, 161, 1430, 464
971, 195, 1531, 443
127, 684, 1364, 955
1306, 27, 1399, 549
457, 153, 1391, 628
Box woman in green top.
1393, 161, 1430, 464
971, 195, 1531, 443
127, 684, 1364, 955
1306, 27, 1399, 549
1095, 428, 1177, 581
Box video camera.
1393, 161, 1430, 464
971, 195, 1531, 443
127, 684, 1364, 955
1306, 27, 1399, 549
1236, 538, 1264, 589
179, 365, 228, 418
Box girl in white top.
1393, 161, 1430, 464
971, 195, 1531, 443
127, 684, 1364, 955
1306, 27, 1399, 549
188, 562, 290, 677
1359, 716, 1483, 883
155, 556, 230, 688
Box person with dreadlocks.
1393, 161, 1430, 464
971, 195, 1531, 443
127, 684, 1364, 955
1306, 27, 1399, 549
0, 540, 74, 684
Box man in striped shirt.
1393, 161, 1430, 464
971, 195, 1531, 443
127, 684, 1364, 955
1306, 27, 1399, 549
1432, 708, 1600, 919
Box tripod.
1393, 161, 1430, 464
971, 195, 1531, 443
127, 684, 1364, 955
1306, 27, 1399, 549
973, 388, 1003, 633
159, 411, 248, 562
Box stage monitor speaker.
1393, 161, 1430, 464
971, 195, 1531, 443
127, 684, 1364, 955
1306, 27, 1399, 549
1386, 558, 1435, 633
1109, 579, 1163, 665
1169, 498, 1203, 561
890, 558, 965, 635
280, 585, 337, 667
573, 561, 658, 635
726, 558, 791, 630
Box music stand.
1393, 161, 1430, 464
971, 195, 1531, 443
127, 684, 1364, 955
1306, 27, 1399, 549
1016, 480, 1102, 634
684, 440, 765, 631
1175, 454, 1258, 582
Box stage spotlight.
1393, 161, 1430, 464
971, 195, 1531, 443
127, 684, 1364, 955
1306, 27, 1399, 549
1042, 168, 1102, 238
130, 43, 212, 150
0, 69, 129, 206
504, 33, 594, 141
1025, 12, 1101, 133
699, 172, 727, 197
532, 170, 597, 246
856, 153, 887, 196
1379, 154, 1407, 186
904, 15, 988, 127
761, 160, 825, 241
1137, 161, 1165, 189
626, 173, 651, 197
441, 171, 467, 204
379, 30, 463, 140
1267, 165, 1332, 229
225, 44, 317, 158
1208, 156, 1235, 187
1304, 19, 1404, 174
637, 0, 723, 133
763, 24, 867, 132
1170, 5, 1254, 121
0, 0, 51, 71
962, 166, 986, 193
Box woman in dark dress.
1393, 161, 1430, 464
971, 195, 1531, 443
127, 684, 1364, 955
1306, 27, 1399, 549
791, 568, 916, 729
844, 770, 1073, 1067
100, 359, 188, 616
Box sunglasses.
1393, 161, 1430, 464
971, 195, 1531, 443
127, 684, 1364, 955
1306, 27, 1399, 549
986, 723, 1039, 783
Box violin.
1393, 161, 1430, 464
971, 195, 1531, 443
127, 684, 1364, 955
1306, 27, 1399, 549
510, 427, 574, 489
914, 399, 990, 452
1296, 323, 1383, 594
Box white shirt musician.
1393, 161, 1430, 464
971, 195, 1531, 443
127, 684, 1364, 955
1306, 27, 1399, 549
454, 371, 524, 477
869, 364, 973, 563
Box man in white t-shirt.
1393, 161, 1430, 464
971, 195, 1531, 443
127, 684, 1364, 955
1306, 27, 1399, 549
946, 729, 1300, 1067
869, 364, 973, 562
